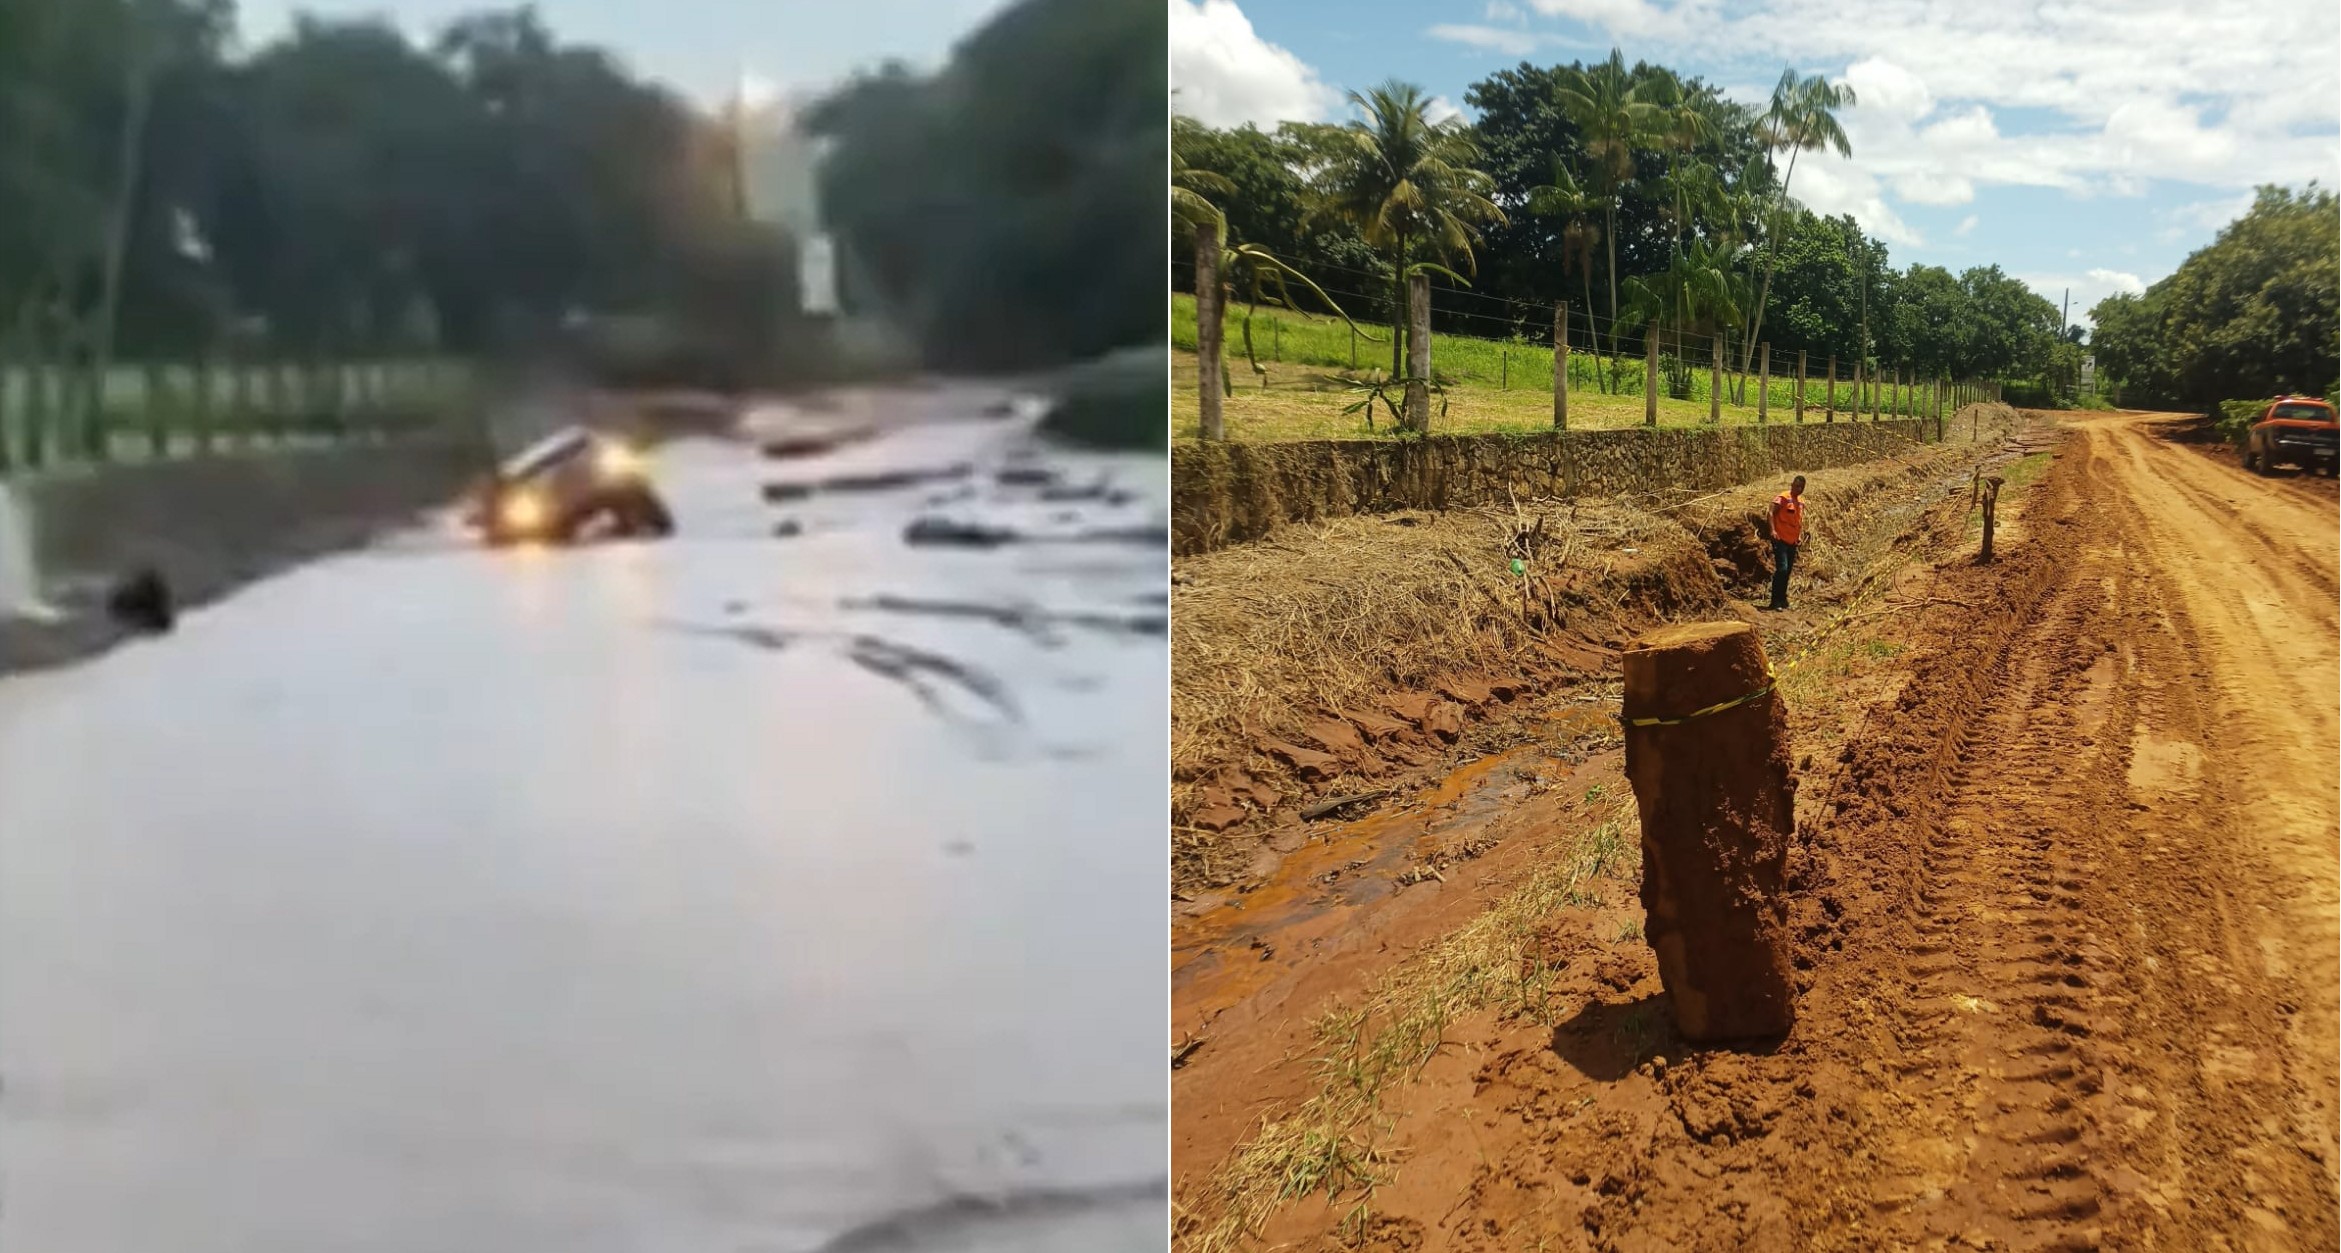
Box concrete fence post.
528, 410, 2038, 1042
1757, 341, 1770, 424
1825, 356, 1836, 422
1621, 621, 1798, 1041
1553, 302, 1568, 431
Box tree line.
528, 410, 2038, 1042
1173, 51, 2075, 405
807, 0, 1163, 374
1, 0, 818, 398
0, 0, 1158, 431
2087, 185, 2339, 408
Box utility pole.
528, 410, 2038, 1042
89, 1, 165, 460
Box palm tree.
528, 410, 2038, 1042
1298, 80, 1505, 379
1525, 156, 1602, 388
1625, 237, 1746, 421
1553, 51, 1665, 387
1648, 157, 1720, 392
1741, 67, 1855, 377
1171, 146, 1235, 233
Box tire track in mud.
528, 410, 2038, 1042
1524, 418, 2333, 1251
1174, 414, 2335, 1253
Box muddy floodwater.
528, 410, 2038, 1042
0, 385, 1166, 1251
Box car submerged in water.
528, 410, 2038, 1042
466, 426, 675, 546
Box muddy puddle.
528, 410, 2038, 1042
0, 382, 1165, 1252
1172, 741, 1622, 1045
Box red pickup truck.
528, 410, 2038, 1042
2241, 396, 2338, 476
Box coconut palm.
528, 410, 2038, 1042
1553, 51, 1667, 384
1171, 147, 1235, 233
1296, 80, 1505, 379
1624, 237, 1746, 421
1525, 156, 1603, 388
1741, 67, 1856, 375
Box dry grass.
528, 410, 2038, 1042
1170, 499, 1696, 802
1176, 800, 1643, 1253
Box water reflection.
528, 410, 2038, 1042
0, 386, 1165, 1252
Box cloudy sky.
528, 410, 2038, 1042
1171, 0, 2341, 326
235, 0, 1012, 107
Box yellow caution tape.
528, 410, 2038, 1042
1619, 664, 1778, 728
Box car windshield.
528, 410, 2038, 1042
500, 428, 591, 479
2271, 403, 2335, 422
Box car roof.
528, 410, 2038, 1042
501, 427, 593, 478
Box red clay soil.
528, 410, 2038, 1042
1621, 622, 1797, 1042
1173, 411, 2339, 1252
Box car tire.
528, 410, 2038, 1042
614, 488, 675, 539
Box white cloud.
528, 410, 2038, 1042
1169, 0, 1340, 128
2018, 270, 2151, 326
1954, 214, 1979, 237
1425, 95, 1466, 125
1493, 0, 2338, 220
2086, 267, 2148, 296
1428, 23, 1543, 55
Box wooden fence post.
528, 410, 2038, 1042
194, 355, 215, 453
1757, 342, 1770, 424
1403, 269, 1433, 432
1644, 329, 1659, 426
230, 358, 250, 446
143, 361, 167, 457
1795, 350, 1806, 423
1501, 345, 1509, 390
1871, 365, 1882, 421
1195, 220, 1224, 441
1824, 356, 1836, 422
1708, 332, 1723, 423
1553, 302, 1568, 431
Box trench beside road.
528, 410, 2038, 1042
1172, 409, 2339, 1251
0, 389, 1168, 1253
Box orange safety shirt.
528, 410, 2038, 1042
1770, 492, 1805, 545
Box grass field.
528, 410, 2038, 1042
1173, 293, 1945, 443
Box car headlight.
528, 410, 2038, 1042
499, 490, 546, 534
594, 440, 642, 480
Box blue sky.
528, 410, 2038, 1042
235, 0, 1012, 107
1172, 0, 2341, 327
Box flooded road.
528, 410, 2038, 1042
0, 386, 1166, 1251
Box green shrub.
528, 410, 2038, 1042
2215, 398, 2266, 445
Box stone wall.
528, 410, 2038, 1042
1173, 418, 1936, 555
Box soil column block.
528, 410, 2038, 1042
1620, 620, 1797, 1041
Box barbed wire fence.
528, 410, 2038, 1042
1178, 252, 2003, 439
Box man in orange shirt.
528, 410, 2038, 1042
1767, 475, 1806, 611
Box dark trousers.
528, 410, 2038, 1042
1769, 539, 1797, 608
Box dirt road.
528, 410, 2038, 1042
1175, 410, 2339, 1251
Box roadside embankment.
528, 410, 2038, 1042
1172, 414, 1977, 556
0, 437, 485, 677
1170, 404, 2021, 891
